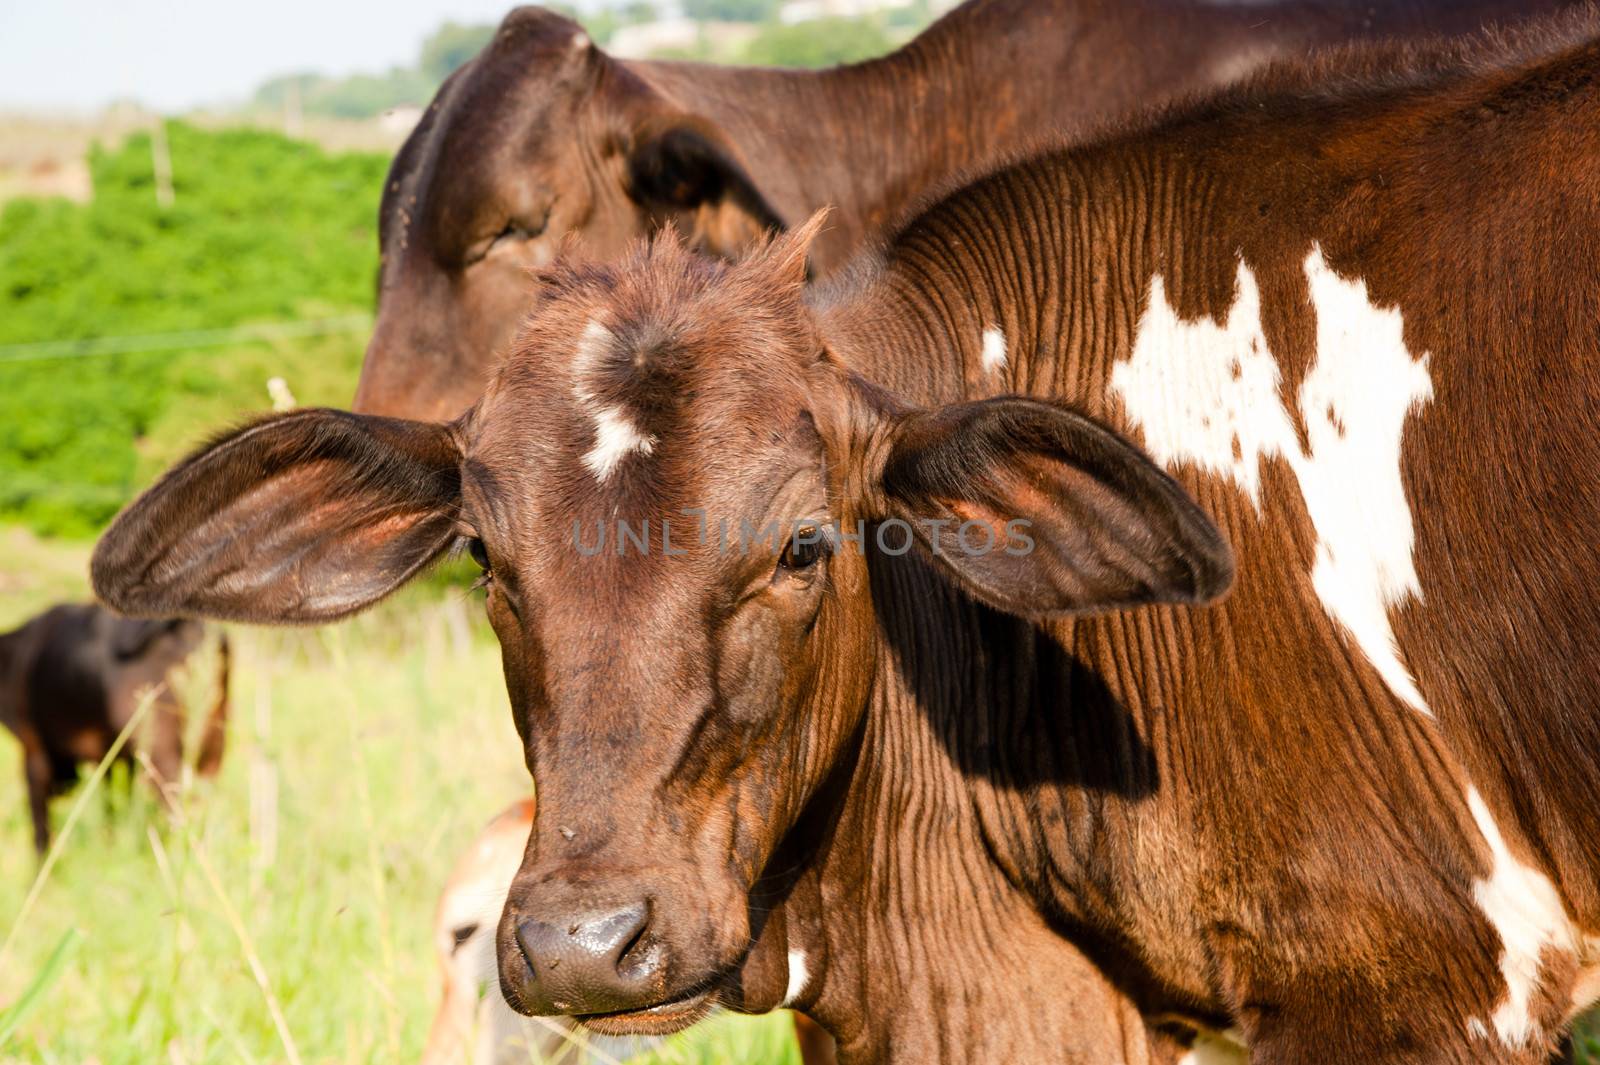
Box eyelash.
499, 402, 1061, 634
469, 214, 551, 264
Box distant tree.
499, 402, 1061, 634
684, 0, 781, 23
418, 21, 497, 83
885, 0, 936, 30
314, 69, 430, 118
252, 72, 328, 110
739, 16, 895, 68
246, 11, 674, 122
571, 2, 657, 47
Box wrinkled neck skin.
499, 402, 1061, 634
628, 0, 1084, 272
758, 552, 1179, 1065
732, 162, 1209, 1065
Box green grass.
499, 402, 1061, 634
1579, 1019, 1600, 1065
0, 539, 798, 1063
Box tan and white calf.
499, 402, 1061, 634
423, 800, 837, 1065
423, 800, 586, 1065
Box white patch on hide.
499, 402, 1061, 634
980, 327, 1008, 374
1111, 245, 1434, 715
783, 948, 810, 1007
1463, 787, 1574, 1049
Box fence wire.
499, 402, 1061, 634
0, 314, 373, 364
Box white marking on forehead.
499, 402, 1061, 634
1464, 786, 1573, 1047
570, 318, 657, 483
1112, 245, 1434, 715
782, 948, 810, 1007
980, 327, 1008, 374
582, 407, 656, 481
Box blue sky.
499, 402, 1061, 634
0, 0, 559, 113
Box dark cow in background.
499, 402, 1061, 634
354, 0, 1583, 421
92, 7, 1600, 1065
0, 604, 229, 853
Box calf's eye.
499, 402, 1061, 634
779, 525, 829, 573
467, 537, 490, 571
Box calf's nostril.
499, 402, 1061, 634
514, 900, 655, 988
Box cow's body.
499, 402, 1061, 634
91, 9, 1600, 1065
794, 13, 1600, 1059
0, 603, 229, 852
355, 0, 1579, 421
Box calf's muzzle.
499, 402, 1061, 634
507, 897, 668, 1016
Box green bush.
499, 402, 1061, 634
0, 123, 386, 536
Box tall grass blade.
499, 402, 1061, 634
0, 926, 82, 1047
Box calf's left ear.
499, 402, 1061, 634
91, 409, 462, 624
872, 397, 1233, 618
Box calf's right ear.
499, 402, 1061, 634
869, 396, 1234, 619
92, 408, 462, 624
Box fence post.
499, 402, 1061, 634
150, 117, 174, 209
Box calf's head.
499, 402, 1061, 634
93, 223, 1231, 1035
356, 5, 785, 422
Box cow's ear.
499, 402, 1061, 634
626, 122, 788, 259
92, 409, 462, 624
869, 397, 1233, 618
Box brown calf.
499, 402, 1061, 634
91, 10, 1600, 1062
87, 235, 1219, 1062
353, 0, 1578, 421
0, 604, 229, 853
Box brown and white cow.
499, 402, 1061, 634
0, 603, 229, 853
92, 9, 1600, 1063
354, 0, 1581, 422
